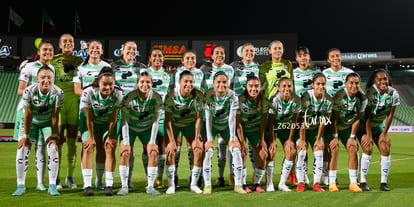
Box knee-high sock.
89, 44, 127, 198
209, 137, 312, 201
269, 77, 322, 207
313, 150, 323, 184
266, 161, 274, 186
174, 146, 181, 177
35, 140, 46, 185
119, 165, 129, 188
203, 149, 214, 186
95, 163, 105, 184
82, 168, 92, 188
105, 171, 114, 187
231, 147, 243, 186
296, 150, 307, 183
190, 166, 201, 186
254, 168, 265, 185
16, 146, 30, 185
228, 149, 234, 176
217, 138, 227, 178
166, 165, 176, 187
66, 138, 77, 177
187, 146, 194, 172
47, 143, 59, 185
279, 160, 293, 185
157, 154, 166, 178
147, 166, 158, 188
381, 155, 391, 183
360, 153, 371, 183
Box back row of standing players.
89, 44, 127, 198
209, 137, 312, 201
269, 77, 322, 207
12, 33, 399, 196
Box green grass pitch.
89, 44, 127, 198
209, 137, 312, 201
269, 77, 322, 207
0, 130, 413, 207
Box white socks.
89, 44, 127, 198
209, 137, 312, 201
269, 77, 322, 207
35, 140, 45, 186
296, 150, 307, 183
313, 150, 323, 184
381, 155, 391, 183
360, 153, 371, 183
47, 143, 59, 185
16, 146, 30, 185
279, 159, 293, 186
254, 168, 265, 185
203, 149, 214, 186
230, 148, 243, 186
166, 165, 176, 187
147, 166, 158, 188
329, 170, 337, 184
191, 166, 202, 186
82, 168, 93, 188
119, 165, 129, 188
217, 138, 227, 178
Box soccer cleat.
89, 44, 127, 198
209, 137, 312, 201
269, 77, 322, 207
266, 182, 275, 192
288, 171, 297, 185
190, 185, 203, 194
349, 182, 362, 192
155, 176, 163, 188
65, 176, 78, 189
48, 184, 60, 196
329, 182, 338, 192
12, 185, 26, 196
104, 186, 113, 196
253, 184, 266, 193
166, 186, 176, 194
146, 187, 161, 195
278, 184, 291, 192
312, 183, 325, 192
84, 186, 94, 196
359, 182, 370, 191
296, 182, 305, 192
36, 184, 47, 191
56, 178, 63, 190
216, 177, 225, 187
95, 179, 104, 190
234, 185, 247, 194
203, 185, 212, 194
243, 185, 252, 193
380, 183, 390, 191
117, 187, 129, 195
229, 174, 235, 186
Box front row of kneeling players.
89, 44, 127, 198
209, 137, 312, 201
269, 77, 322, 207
13, 65, 398, 196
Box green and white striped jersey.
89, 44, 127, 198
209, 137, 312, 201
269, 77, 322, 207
113, 61, 146, 94
21, 83, 64, 125
231, 60, 260, 96
204, 88, 238, 131
165, 88, 204, 128
121, 89, 162, 133
141, 67, 172, 102
301, 90, 333, 130
322, 67, 354, 96
201, 63, 234, 91
73, 60, 111, 89
333, 88, 367, 130
269, 92, 301, 124
80, 86, 124, 125
293, 67, 320, 97
19, 61, 55, 85
174, 67, 204, 91
237, 93, 269, 134
365, 85, 400, 127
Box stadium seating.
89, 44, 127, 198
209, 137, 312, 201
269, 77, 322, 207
0, 71, 19, 123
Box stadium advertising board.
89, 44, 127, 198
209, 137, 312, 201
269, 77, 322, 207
150, 40, 188, 64
0, 36, 18, 56
233, 40, 271, 63
191, 40, 230, 64
108, 40, 146, 63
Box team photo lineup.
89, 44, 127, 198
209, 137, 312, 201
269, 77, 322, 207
11, 33, 399, 197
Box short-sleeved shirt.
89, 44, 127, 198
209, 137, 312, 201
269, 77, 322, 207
301, 89, 334, 130
201, 63, 235, 91
19, 61, 55, 85
322, 66, 354, 96
113, 61, 145, 94
50, 53, 83, 99
332, 88, 367, 130
237, 93, 269, 134
80, 86, 124, 125
140, 67, 172, 102
204, 88, 238, 131
293, 67, 321, 97
121, 89, 162, 133
165, 88, 204, 128
21, 83, 64, 125
174, 67, 204, 91
269, 92, 302, 124
73, 60, 111, 89
365, 85, 400, 127
231, 60, 260, 96
259, 59, 293, 99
